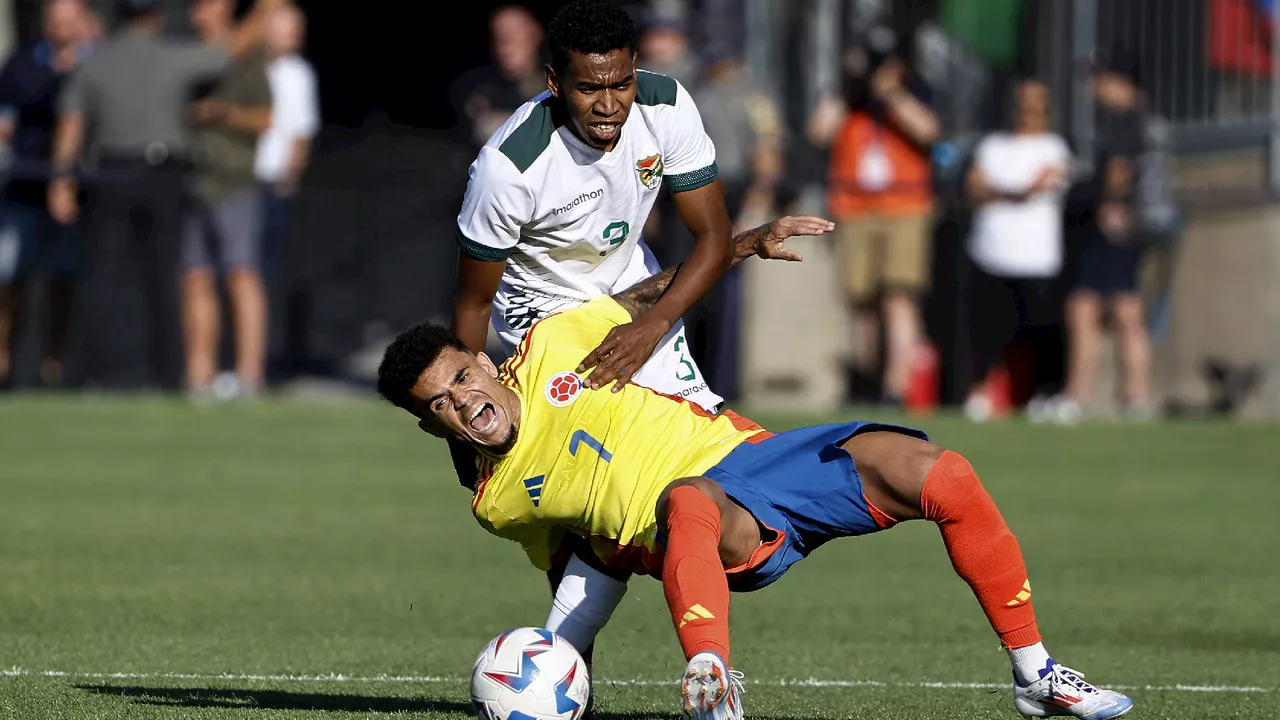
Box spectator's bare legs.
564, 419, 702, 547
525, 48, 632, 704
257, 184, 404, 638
182, 267, 221, 388
1110, 293, 1150, 406
883, 290, 921, 401
1064, 290, 1103, 406
852, 304, 880, 379
227, 265, 267, 389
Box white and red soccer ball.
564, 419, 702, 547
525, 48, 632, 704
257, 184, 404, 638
470, 627, 591, 720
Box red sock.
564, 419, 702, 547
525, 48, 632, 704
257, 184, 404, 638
921, 451, 1042, 650
662, 486, 731, 663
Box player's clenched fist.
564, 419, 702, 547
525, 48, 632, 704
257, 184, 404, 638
577, 313, 670, 393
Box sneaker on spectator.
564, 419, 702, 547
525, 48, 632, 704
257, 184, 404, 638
211, 372, 242, 402
1050, 396, 1084, 425
1120, 400, 1153, 423
964, 392, 994, 423
1026, 394, 1054, 424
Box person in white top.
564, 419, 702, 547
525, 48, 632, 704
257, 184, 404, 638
255, 3, 317, 269
451, 0, 733, 417
964, 79, 1071, 422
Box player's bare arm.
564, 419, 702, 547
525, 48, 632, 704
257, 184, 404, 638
451, 257, 506, 355
447, 258, 507, 489
604, 215, 831, 324
577, 181, 733, 393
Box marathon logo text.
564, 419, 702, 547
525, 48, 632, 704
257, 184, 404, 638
552, 188, 604, 215
674, 382, 708, 398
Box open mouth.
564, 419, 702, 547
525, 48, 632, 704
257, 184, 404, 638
468, 403, 497, 435
589, 122, 620, 140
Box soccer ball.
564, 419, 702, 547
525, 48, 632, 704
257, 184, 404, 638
470, 627, 591, 720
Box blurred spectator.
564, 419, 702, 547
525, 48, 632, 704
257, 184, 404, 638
637, 8, 698, 91
78, 5, 104, 44
49, 0, 278, 391
0, 0, 90, 389
254, 3, 316, 294
1055, 47, 1153, 424
689, 49, 784, 400
183, 0, 274, 401
817, 36, 940, 406
963, 79, 1071, 422
449, 5, 545, 148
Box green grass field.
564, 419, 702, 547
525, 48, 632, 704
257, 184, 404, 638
1, 396, 1277, 719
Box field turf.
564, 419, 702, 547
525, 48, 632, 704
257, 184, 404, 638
1, 396, 1277, 719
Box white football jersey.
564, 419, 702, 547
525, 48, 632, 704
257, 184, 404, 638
456, 71, 724, 412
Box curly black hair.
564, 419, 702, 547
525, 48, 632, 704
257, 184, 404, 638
547, 0, 638, 72
376, 323, 468, 417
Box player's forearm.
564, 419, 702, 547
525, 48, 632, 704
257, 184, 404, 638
451, 298, 491, 355
611, 225, 764, 321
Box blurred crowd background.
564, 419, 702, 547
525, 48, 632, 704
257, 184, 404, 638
1, 0, 1278, 423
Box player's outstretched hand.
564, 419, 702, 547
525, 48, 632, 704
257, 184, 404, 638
748, 215, 836, 261
577, 313, 667, 394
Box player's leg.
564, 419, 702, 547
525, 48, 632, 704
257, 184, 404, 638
845, 431, 1133, 719
655, 477, 757, 719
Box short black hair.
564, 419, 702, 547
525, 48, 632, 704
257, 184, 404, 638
376, 323, 468, 417
547, 0, 638, 72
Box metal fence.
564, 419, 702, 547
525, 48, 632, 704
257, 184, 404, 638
742, 0, 1280, 193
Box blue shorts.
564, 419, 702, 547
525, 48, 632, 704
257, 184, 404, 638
703, 421, 928, 592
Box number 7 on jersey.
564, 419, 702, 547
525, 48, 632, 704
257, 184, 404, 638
569, 429, 612, 463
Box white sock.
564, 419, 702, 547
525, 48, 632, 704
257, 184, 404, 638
1009, 642, 1053, 686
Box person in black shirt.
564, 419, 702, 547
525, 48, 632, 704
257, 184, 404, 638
1057, 47, 1152, 422
448, 5, 547, 149
0, 0, 90, 388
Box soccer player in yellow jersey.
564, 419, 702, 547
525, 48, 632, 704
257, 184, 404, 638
376, 218, 1134, 720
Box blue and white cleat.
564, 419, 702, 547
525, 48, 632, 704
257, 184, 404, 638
680, 652, 744, 720
1014, 661, 1133, 719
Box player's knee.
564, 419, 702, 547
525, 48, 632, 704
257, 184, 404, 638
656, 477, 724, 532
918, 449, 987, 522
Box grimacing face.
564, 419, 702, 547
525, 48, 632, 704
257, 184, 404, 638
410, 348, 521, 454
547, 48, 638, 151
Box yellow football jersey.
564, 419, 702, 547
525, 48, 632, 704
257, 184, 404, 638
471, 297, 770, 576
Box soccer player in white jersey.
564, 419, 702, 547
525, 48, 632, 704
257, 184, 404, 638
450, 0, 732, 415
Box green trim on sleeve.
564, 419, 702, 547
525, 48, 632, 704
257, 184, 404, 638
667, 162, 719, 192
456, 229, 512, 263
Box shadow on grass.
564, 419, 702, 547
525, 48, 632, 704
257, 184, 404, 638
75, 684, 474, 715
76, 684, 825, 719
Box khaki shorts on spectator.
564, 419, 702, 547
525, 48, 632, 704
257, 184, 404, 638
837, 212, 933, 303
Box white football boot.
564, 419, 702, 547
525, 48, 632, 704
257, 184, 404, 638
680, 652, 744, 720
1014, 661, 1133, 719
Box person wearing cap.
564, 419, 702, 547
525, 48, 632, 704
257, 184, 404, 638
46, 0, 283, 391
1053, 47, 1153, 423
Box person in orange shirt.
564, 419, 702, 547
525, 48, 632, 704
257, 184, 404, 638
813, 41, 939, 405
